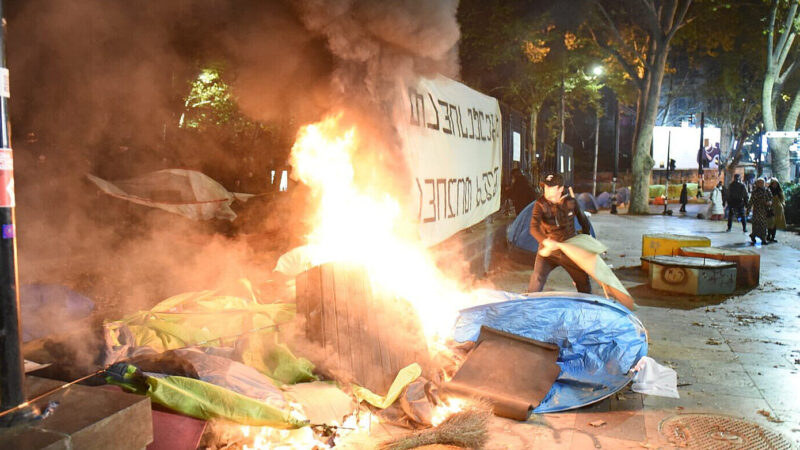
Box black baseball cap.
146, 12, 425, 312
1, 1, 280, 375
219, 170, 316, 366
541, 172, 563, 187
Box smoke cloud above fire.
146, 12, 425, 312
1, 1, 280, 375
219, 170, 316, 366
7, 0, 462, 322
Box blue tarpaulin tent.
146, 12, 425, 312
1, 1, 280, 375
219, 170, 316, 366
454, 291, 648, 413
577, 193, 599, 213
506, 201, 595, 256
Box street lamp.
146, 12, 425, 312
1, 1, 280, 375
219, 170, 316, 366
592, 65, 604, 77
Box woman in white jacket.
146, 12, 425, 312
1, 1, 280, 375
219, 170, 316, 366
709, 181, 725, 220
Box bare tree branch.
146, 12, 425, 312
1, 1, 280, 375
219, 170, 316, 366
777, 54, 799, 85
666, 0, 692, 41
637, 0, 662, 36
767, 0, 778, 67
776, 31, 797, 73
589, 0, 642, 57
783, 85, 800, 130
772, 0, 798, 65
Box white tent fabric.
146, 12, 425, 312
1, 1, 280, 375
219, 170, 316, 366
87, 169, 253, 221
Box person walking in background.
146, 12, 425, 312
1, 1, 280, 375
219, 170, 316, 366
679, 183, 688, 213
747, 178, 772, 245
767, 177, 786, 242
727, 174, 748, 232
709, 181, 724, 220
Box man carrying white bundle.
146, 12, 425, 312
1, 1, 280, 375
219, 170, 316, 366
528, 173, 592, 294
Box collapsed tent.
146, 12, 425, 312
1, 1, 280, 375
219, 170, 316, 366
453, 291, 648, 413
576, 193, 599, 213
87, 169, 254, 221
506, 200, 595, 258
596, 192, 612, 208
616, 187, 630, 205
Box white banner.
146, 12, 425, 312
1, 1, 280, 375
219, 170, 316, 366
764, 131, 800, 138
400, 75, 502, 246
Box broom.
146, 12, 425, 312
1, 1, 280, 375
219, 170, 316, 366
380, 407, 491, 450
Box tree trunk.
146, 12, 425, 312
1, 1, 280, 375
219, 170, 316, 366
629, 43, 669, 214
530, 106, 539, 176
762, 67, 778, 131
768, 137, 793, 181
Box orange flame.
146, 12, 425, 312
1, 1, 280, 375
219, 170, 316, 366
430, 397, 469, 426
290, 114, 474, 342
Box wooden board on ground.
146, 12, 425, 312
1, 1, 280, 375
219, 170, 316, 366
295, 262, 431, 395
641, 234, 711, 271
641, 255, 736, 295
678, 246, 760, 288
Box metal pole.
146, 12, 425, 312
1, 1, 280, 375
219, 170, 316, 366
0, 0, 26, 412
611, 99, 620, 214
592, 107, 599, 198
698, 111, 705, 195
664, 131, 671, 214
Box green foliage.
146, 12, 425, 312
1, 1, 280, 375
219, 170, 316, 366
677, 0, 765, 136
459, 0, 614, 166
783, 182, 800, 225
180, 65, 238, 129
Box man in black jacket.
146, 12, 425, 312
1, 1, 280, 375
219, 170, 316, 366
528, 173, 592, 293
726, 173, 749, 232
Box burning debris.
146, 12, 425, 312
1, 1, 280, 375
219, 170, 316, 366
380, 406, 491, 450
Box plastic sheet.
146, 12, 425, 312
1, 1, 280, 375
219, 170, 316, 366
453, 291, 647, 413
506, 201, 595, 256
631, 356, 679, 398
87, 169, 253, 221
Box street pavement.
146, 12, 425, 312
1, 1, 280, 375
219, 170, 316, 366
480, 203, 800, 449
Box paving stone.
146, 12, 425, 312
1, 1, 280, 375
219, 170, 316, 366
0, 377, 152, 450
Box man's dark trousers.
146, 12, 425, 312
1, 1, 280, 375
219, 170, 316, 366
727, 206, 747, 231
528, 249, 591, 293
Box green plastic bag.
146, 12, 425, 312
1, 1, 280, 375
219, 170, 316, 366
352, 363, 422, 409
239, 333, 318, 385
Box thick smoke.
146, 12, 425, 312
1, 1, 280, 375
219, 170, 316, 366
289, 0, 460, 195
7, 0, 462, 373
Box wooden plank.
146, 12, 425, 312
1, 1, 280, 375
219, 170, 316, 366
362, 271, 387, 393
320, 264, 338, 364
305, 266, 323, 344
374, 289, 397, 393
332, 264, 354, 383
296, 262, 431, 395
295, 271, 309, 336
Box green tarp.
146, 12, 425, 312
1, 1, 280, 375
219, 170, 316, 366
107, 364, 307, 428
105, 290, 296, 352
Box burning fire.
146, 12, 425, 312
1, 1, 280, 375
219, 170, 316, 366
289, 114, 474, 342
238, 409, 377, 449
430, 397, 469, 426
